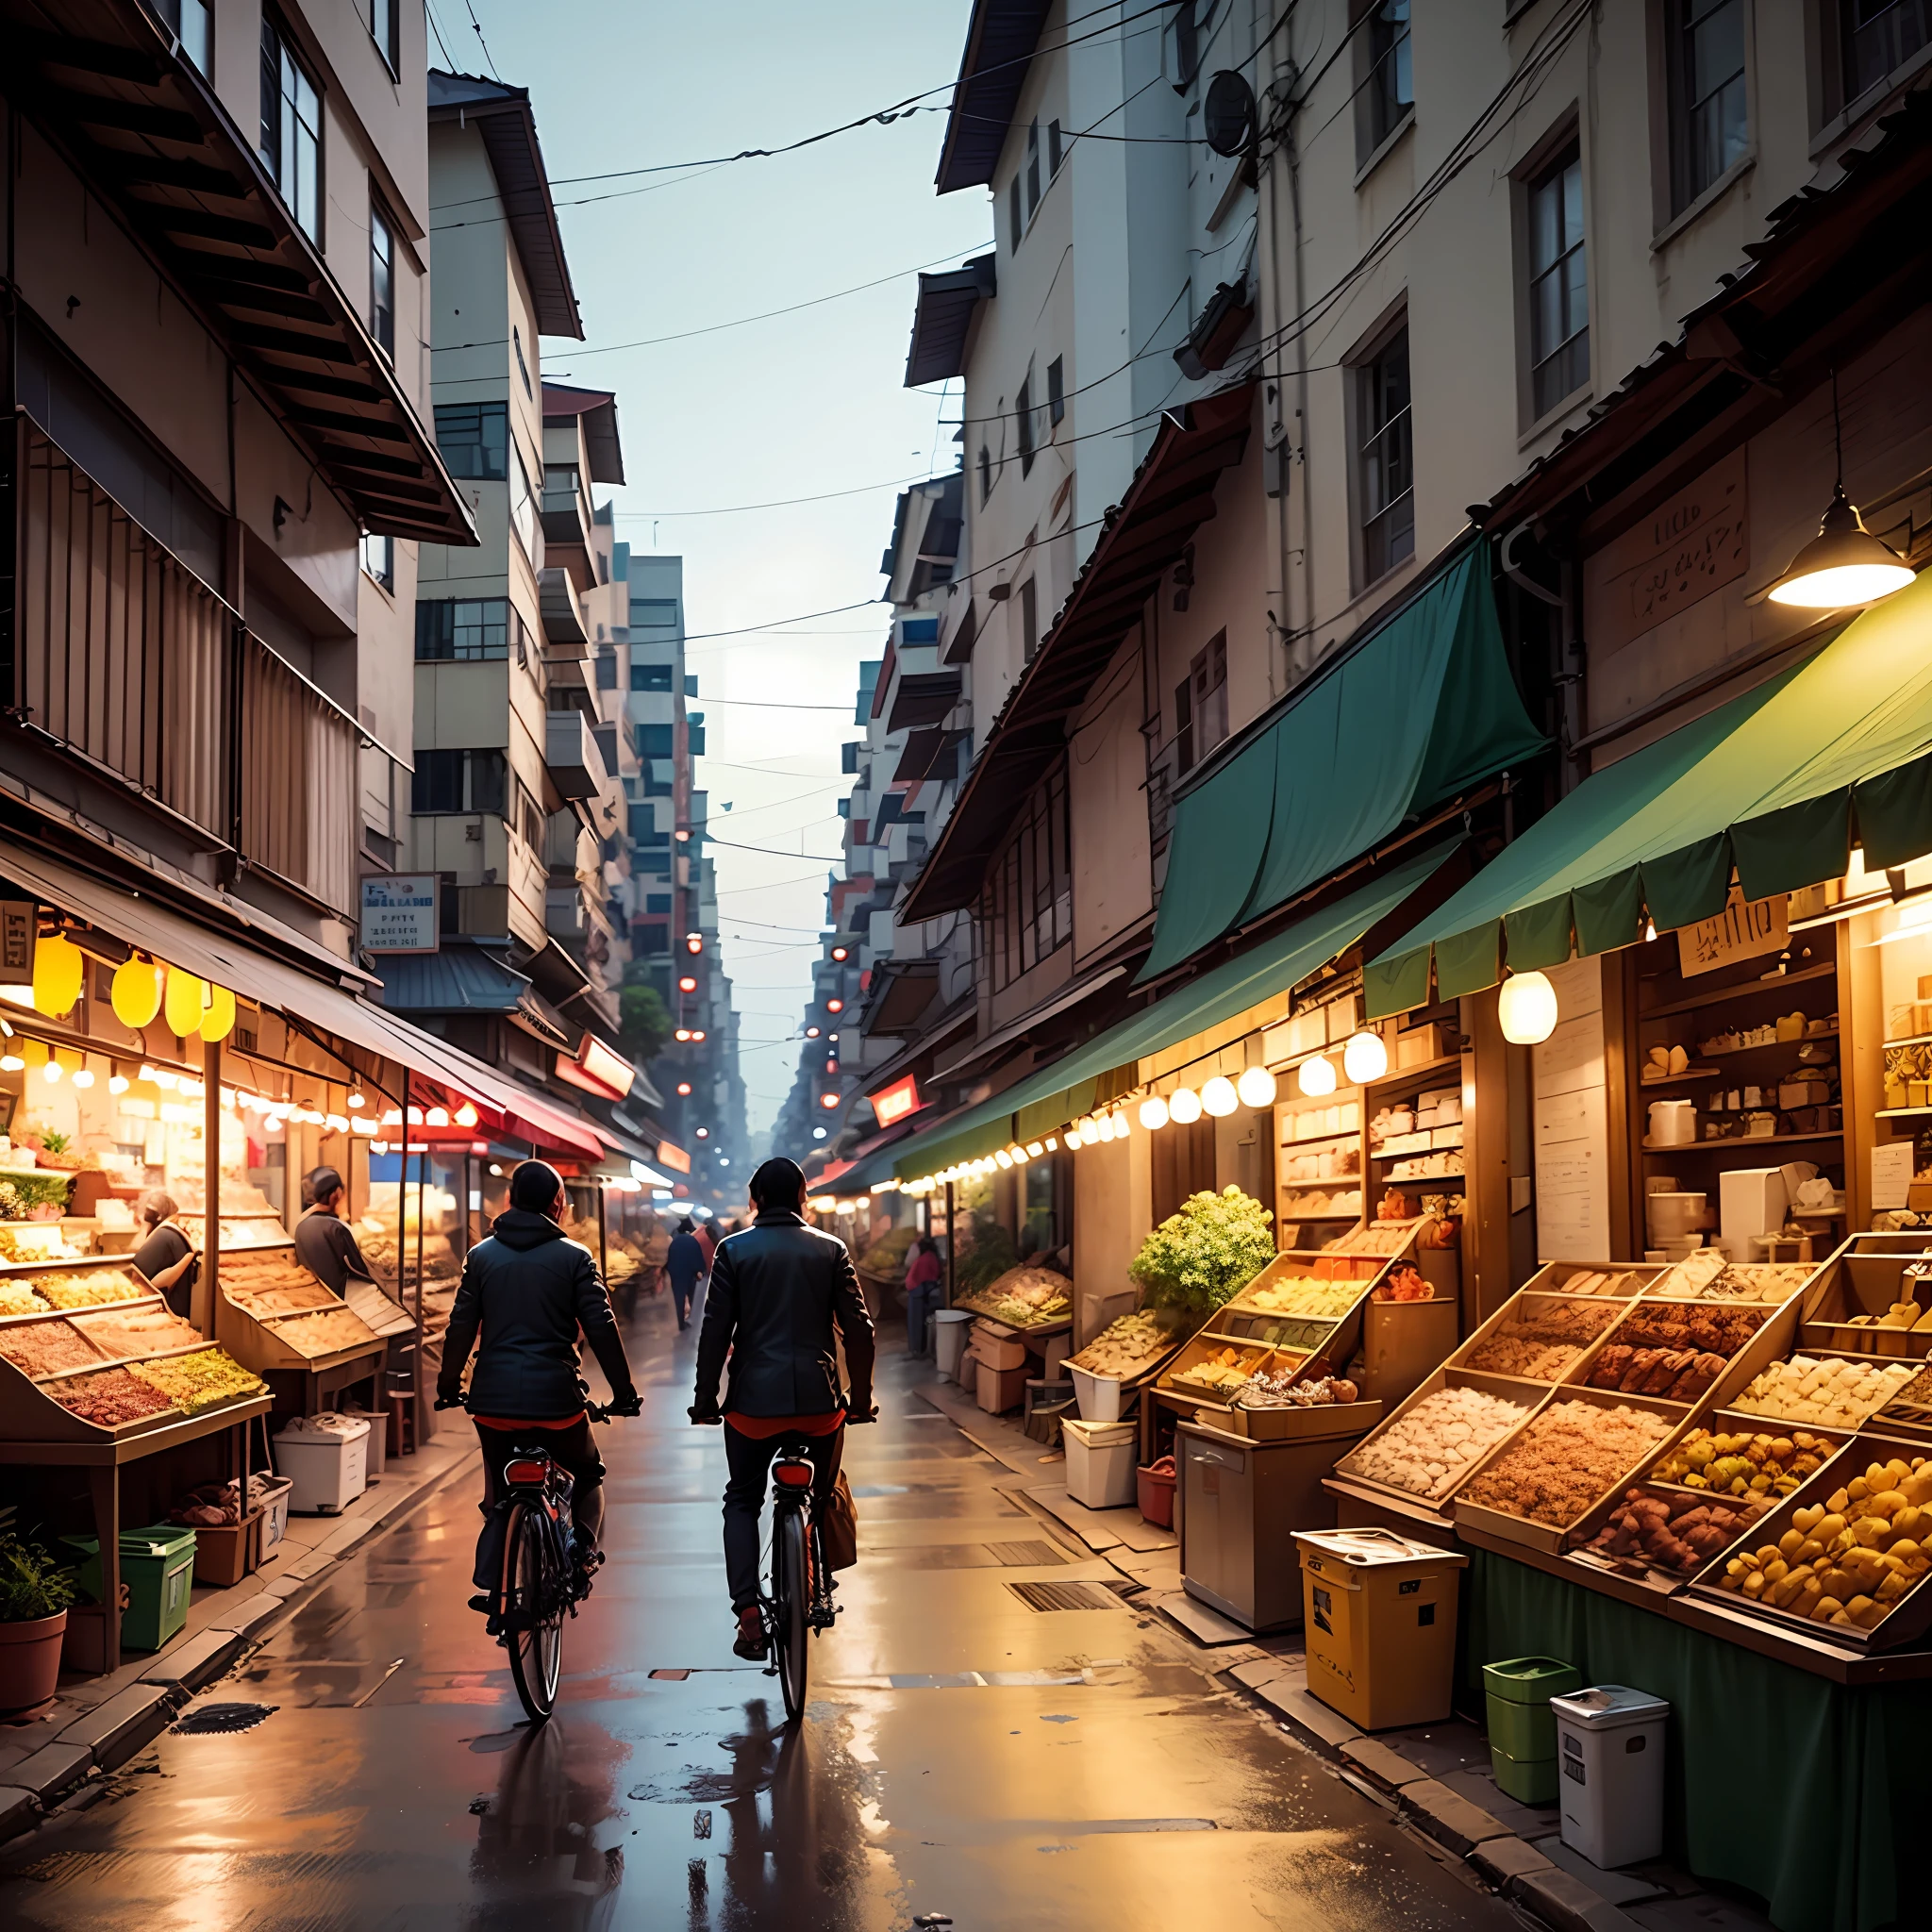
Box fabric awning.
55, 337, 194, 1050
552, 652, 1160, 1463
890, 841, 1456, 1181
1140, 543, 1546, 982
0, 837, 604, 1158
1365, 569, 1932, 1016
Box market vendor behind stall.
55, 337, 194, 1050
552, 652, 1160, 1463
294, 1165, 378, 1298
131, 1190, 198, 1318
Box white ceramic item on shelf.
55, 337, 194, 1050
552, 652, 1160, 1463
1647, 1098, 1698, 1146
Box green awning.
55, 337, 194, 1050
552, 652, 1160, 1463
1365, 569, 1932, 1017
1139, 544, 1545, 982
891, 841, 1456, 1181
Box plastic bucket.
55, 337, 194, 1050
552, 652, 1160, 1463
933, 1308, 972, 1382
1138, 1456, 1176, 1528
1071, 1363, 1130, 1423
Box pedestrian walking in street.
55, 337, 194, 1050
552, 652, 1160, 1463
436, 1160, 641, 1626
666, 1217, 706, 1331
903, 1232, 942, 1356
690, 1157, 875, 1659
293, 1165, 380, 1298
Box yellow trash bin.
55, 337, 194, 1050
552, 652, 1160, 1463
1292, 1527, 1469, 1731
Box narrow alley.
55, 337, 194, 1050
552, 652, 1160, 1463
0, 1287, 1516, 1932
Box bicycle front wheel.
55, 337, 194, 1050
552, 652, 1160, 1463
774, 1507, 810, 1724
503, 1501, 562, 1723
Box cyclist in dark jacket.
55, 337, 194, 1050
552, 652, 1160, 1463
439, 1160, 640, 1613
691, 1157, 875, 1657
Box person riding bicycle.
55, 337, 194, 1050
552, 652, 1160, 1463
690, 1157, 874, 1660
437, 1159, 641, 1625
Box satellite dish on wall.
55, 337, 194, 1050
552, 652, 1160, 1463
1204, 71, 1257, 158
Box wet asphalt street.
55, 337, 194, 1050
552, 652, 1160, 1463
0, 1288, 1520, 1931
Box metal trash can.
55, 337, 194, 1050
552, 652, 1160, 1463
933, 1308, 972, 1383
1551, 1685, 1670, 1868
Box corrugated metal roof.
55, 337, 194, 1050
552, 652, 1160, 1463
935, 0, 1052, 193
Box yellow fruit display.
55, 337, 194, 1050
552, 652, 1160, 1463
1651, 1428, 1835, 1499
1717, 1452, 1932, 1633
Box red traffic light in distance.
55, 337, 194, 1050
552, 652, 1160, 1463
825, 998, 843, 1014
805, 1025, 820, 1038
830, 945, 848, 961
685, 933, 703, 954
819, 1092, 840, 1109
678, 975, 698, 993
676, 1081, 691, 1096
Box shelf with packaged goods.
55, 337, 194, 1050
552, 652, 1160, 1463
1639, 959, 1837, 1023
1700, 1027, 1839, 1058
1274, 1125, 1361, 1150
1367, 1053, 1462, 1091
1641, 1130, 1844, 1152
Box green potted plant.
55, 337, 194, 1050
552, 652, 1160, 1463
1129, 1186, 1276, 1321
0, 1530, 78, 1715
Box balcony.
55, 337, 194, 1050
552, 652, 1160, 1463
544, 708, 600, 799
541, 465, 595, 588
13, 417, 359, 918
537, 567, 589, 654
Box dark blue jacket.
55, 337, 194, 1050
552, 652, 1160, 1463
666, 1230, 707, 1287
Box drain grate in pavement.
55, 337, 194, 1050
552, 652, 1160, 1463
1005, 1579, 1135, 1613
986, 1541, 1067, 1567
173, 1703, 279, 1735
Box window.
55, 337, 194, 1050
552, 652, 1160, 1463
1174, 1, 1203, 89
416, 597, 511, 661
1178, 635, 1227, 773
646, 892, 673, 914
978, 762, 1073, 991
158, 0, 210, 71
1048, 119, 1064, 174
509, 441, 539, 560
1669, 0, 1748, 211
1357, 325, 1414, 582
1527, 144, 1588, 417
512, 325, 532, 397
900, 616, 940, 644
1026, 119, 1041, 216
411, 748, 508, 816
360, 531, 393, 591
1047, 356, 1065, 426
433, 402, 507, 479
631, 597, 679, 629
631, 661, 674, 691
978, 444, 992, 506
369, 201, 395, 361
260, 16, 322, 240
1361, 0, 1413, 156
640, 724, 675, 757
595, 649, 618, 691
1017, 374, 1035, 475
1009, 175, 1024, 251
513, 774, 544, 851
370, 0, 399, 73
1020, 578, 1040, 661
1846, 0, 1932, 98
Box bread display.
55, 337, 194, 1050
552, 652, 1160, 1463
1465, 1297, 1620, 1381
1461, 1400, 1674, 1527
1578, 1489, 1764, 1576
1341, 1386, 1530, 1499
1731, 1357, 1918, 1426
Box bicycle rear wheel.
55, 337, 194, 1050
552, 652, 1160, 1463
773, 1507, 810, 1723
502, 1501, 562, 1723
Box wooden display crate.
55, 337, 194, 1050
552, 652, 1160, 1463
1158, 1337, 1293, 1406
1335, 1366, 1553, 1507
1231, 1395, 1384, 1441
1797, 1233, 1932, 1360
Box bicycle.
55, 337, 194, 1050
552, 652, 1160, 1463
764, 1434, 840, 1723
439, 1394, 618, 1724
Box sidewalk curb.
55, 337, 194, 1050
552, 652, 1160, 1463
0, 1442, 479, 1848
1221, 1666, 1636, 1932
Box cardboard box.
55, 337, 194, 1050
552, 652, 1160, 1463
975, 1360, 1028, 1414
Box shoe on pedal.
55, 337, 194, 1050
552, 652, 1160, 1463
467, 1592, 493, 1615
732, 1607, 769, 1660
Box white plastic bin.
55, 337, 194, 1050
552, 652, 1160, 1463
275, 1413, 371, 1515
1070, 1364, 1132, 1423
1062, 1416, 1138, 1508
933, 1308, 972, 1383
1551, 1685, 1670, 1868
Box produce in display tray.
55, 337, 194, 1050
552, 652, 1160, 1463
0, 1317, 105, 1378
1170, 1342, 1273, 1393
1584, 1302, 1767, 1404
1341, 1385, 1534, 1500
1065, 1309, 1179, 1378
1576, 1489, 1766, 1578
857, 1225, 918, 1281
272, 1304, 380, 1357
1650, 1425, 1838, 1499
954, 1265, 1073, 1328
1549, 1267, 1650, 1298
1464, 1296, 1622, 1381
35, 1270, 143, 1308
223, 1252, 333, 1313
1730, 1356, 1917, 1426
0, 1281, 48, 1316
1236, 1369, 1357, 1409
1243, 1275, 1368, 1321
50, 1365, 176, 1426
0, 1225, 83, 1262
1371, 1261, 1433, 1301
1460, 1399, 1674, 1528
128, 1345, 265, 1414
1713, 1449, 1932, 1634
1323, 1217, 1422, 1256
73, 1305, 203, 1360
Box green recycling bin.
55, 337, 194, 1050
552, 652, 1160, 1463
63, 1524, 197, 1653
1482, 1655, 1580, 1804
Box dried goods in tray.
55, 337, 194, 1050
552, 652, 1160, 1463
0, 1281, 49, 1316
51, 1365, 175, 1426
223, 1252, 333, 1313
1237, 1370, 1358, 1408
273, 1305, 379, 1357
1461, 1400, 1674, 1527
1065, 1309, 1177, 1378
34, 1270, 143, 1309
1650, 1426, 1835, 1498
128, 1346, 265, 1413
1341, 1386, 1529, 1499
1717, 1452, 1932, 1631
1323, 1219, 1421, 1256
1464, 1297, 1621, 1381
1555, 1269, 1648, 1297
1578, 1489, 1764, 1576
1731, 1356, 1917, 1426
1242, 1276, 1367, 1321
1585, 1302, 1764, 1404
0, 1318, 104, 1378
72, 1305, 203, 1360
954, 1266, 1073, 1329
1171, 1344, 1272, 1393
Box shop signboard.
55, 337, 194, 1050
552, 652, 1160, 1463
0, 901, 35, 977
1677, 886, 1789, 977
657, 1139, 691, 1174
868, 1072, 922, 1127
359, 874, 440, 954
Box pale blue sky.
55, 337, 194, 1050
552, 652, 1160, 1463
456, 0, 986, 1133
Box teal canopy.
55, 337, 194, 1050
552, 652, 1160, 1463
1139, 543, 1545, 981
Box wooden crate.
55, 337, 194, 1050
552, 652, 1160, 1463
1334, 1367, 1554, 1507
1232, 1396, 1384, 1441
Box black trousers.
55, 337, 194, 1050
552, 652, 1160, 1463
722, 1422, 844, 1611
473, 1419, 605, 1590
670, 1271, 702, 1326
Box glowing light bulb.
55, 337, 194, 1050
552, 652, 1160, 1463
425, 1106, 450, 1126
455, 1104, 479, 1127
42, 1059, 61, 1083
1168, 1087, 1203, 1124
108, 1074, 128, 1094
1342, 1030, 1389, 1084
1140, 1094, 1171, 1130
1236, 1065, 1278, 1109
1201, 1075, 1239, 1117
1497, 969, 1559, 1045
71, 1069, 94, 1089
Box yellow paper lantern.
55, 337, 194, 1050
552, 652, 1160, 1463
199, 985, 237, 1043
31, 934, 83, 1018
163, 966, 208, 1038
110, 957, 164, 1029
